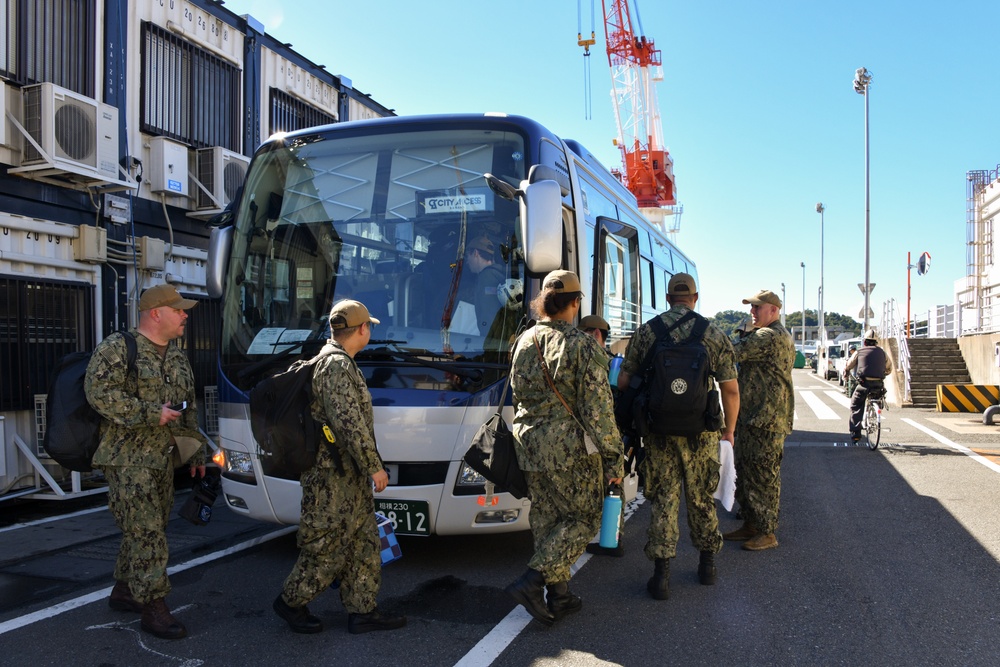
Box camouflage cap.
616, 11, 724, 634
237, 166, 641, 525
329, 299, 381, 330
668, 272, 698, 296
742, 289, 782, 308
543, 270, 584, 295
139, 284, 198, 311
579, 314, 610, 333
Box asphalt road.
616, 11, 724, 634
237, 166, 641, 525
1, 368, 999, 666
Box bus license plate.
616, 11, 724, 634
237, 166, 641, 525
375, 500, 430, 536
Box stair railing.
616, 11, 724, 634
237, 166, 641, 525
881, 298, 912, 403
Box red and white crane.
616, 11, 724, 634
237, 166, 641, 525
584, 0, 679, 232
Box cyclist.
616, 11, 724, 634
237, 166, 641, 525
845, 329, 893, 443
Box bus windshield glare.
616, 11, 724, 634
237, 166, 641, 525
220, 127, 528, 381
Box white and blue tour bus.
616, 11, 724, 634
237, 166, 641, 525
206, 113, 697, 536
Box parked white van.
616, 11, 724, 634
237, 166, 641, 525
833, 337, 862, 384
818, 342, 841, 380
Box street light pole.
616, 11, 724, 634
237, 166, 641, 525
780, 282, 786, 327
854, 67, 873, 333
800, 261, 806, 347
816, 202, 825, 352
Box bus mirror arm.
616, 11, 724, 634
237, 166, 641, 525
485, 173, 519, 201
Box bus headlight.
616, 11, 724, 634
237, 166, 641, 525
221, 448, 256, 484
457, 462, 487, 487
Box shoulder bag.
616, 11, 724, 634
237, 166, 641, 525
463, 370, 528, 499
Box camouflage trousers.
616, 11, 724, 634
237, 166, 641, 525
642, 431, 723, 560
524, 454, 603, 583
734, 423, 785, 534
104, 465, 174, 604
281, 465, 380, 613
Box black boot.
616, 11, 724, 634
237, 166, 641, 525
273, 594, 323, 634
546, 582, 582, 621
647, 558, 670, 600
347, 609, 407, 634
506, 568, 555, 626
585, 542, 625, 557
698, 550, 717, 586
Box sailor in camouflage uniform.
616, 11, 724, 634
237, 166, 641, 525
506, 270, 625, 626
273, 300, 405, 635
85, 284, 207, 640
725, 289, 796, 551
618, 273, 740, 599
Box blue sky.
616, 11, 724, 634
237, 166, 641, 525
225, 0, 999, 324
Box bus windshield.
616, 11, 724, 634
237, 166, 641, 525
220, 126, 528, 384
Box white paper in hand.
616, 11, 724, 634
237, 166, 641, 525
713, 440, 737, 511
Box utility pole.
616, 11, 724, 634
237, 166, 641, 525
801, 261, 806, 346
854, 67, 873, 332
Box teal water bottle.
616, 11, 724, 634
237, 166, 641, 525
608, 354, 623, 387
599, 483, 623, 548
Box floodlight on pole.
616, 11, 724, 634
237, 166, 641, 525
853, 67, 873, 332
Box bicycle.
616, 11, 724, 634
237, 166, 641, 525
859, 380, 886, 450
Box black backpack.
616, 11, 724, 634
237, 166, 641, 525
249, 349, 345, 480
42, 332, 137, 472
634, 312, 718, 437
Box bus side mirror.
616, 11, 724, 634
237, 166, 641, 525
484, 173, 562, 274
207, 225, 234, 299
519, 179, 562, 274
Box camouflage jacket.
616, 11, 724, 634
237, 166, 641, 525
310, 341, 383, 476
733, 320, 796, 434
85, 330, 206, 470
511, 320, 624, 478
621, 304, 738, 386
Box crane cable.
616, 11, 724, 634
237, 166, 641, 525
578, 0, 596, 120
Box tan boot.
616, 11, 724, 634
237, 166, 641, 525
141, 598, 187, 640
743, 533, 779, 551
108, 581, 143, 613
723, 522, 758, 541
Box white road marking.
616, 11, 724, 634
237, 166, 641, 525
0, 504, 106, 534
454, 493, 646, 667
824, 391, 851, 408
925, 417, 1000, 435
902, 418, 1000, 475
799, 391, 840, 420
0, 526, 297, 636
87, 605, 204, 666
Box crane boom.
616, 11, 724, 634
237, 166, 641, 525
601, 0, 676, 209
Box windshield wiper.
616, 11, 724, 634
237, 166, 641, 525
356, 345, 483, 383
237, 337, 328, 382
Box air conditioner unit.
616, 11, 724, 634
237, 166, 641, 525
15, 82, 119, 182
195, 146, 249, 210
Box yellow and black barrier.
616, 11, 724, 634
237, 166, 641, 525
936, 384, 1000, 413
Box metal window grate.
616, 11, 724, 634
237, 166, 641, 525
0, 277, 94, 411
1, 0, 96, 94
269, 88, 336, 136
140, 22, 240, 150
